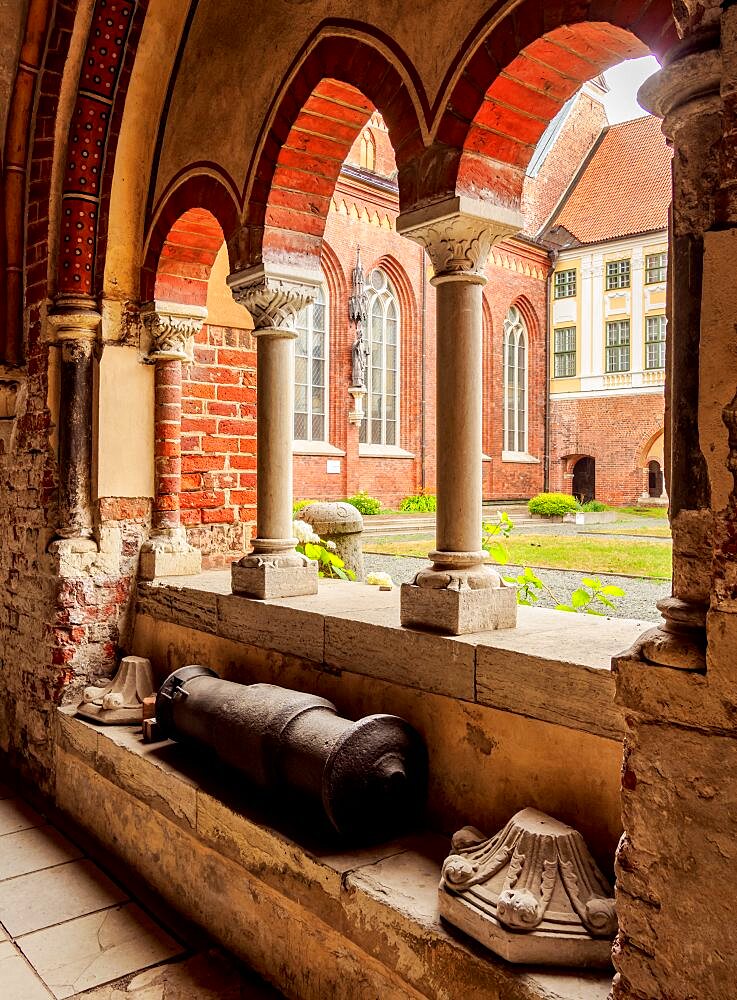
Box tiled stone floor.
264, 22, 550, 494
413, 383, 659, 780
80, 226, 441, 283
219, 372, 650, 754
0, 776, 281, 999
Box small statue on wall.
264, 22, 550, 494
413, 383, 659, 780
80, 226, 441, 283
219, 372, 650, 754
349, 248, 370, 389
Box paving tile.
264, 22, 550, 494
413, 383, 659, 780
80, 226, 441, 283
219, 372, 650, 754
19, 902, 185, 999
0, 797, 45, 835
0, 825, 83, 881
0, 859, 128, 936
0, 939, 53, 999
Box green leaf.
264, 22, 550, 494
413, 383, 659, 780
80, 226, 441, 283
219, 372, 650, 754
485, 542, 509, 565
581, 577, 601, 589
602, 585, 625, 597
585, 608, 604, 616
571, 588, 590, 608
304, 543, 322, 560
595, 594, 615, 609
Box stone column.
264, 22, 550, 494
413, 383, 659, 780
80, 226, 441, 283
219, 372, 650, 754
138, 302, 205, 580
397, 198, 520, 634
636, 36, 723, 670
48, 296, 101, 542
228, 265, 319, 599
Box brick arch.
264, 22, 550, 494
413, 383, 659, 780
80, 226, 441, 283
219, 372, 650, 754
432, 1, 676, 210
509, 294, 540, 344
239, 32, 421, 274
141, 173, 240, 305
638, 426, 665, 467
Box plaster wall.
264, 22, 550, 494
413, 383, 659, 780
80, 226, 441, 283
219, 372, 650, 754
97, 344, 154, 499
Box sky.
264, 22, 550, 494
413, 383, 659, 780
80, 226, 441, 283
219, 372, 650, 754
600, 55, 661, 124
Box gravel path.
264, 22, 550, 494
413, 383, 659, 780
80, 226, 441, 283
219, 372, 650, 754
364, 553, 669, 621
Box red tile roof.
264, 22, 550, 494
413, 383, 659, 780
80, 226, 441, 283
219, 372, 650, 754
553, 116, 671, 244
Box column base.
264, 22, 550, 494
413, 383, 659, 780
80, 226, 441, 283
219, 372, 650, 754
139, 529, 202, 581
400, 581, 517, 635
231, 550, 319, 600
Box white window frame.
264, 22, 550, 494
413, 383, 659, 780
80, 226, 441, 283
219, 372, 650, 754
554, 269, 577, 299
605, 319, 631, 373
503, 305, 529, 457
360, 269, 400, 448
293, 285, 329, 444
553, 326, 576, 378
645, 314, 666, 370
606, 259, 631, 290
645, 252, 667, 284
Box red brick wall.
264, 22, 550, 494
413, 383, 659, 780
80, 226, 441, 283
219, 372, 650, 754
179, 324, 257, 565
549, 393, 665, 505
521, 89, 609, 237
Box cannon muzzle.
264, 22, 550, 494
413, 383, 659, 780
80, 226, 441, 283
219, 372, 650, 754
156, 665, 427, 841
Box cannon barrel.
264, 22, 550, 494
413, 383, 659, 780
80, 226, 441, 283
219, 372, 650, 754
156, 665, 427, 840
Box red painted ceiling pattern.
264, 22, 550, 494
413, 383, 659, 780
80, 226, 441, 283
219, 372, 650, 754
58, 0, 136, 297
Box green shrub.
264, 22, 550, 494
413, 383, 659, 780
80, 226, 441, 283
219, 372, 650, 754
579, 499, 608, 512
528, 492, 578, 517
293, 498, 317, 515
399, 493, 437, 513
345, 491, 382, 516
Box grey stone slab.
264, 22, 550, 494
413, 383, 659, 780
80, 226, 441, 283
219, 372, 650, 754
0, 797, 45, 836
0, 825, 83, 881
0, 859, 127, 936
216, 593, 324, 662
324, 606, 476, 699
19, 903, 184, 1000
137, 582, 218, 634
0, 940, 53, 1000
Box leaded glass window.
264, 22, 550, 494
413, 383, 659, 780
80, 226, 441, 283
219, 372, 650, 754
294, 286, 328, 442
359, 269, 399, 446
503, 306, 528, 454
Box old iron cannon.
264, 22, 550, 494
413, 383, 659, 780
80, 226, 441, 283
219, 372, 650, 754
156, 665, 427, 841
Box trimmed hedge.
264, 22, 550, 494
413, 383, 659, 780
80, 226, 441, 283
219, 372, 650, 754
528, 492, 578, 517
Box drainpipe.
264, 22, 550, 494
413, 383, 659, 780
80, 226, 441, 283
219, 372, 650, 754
420, 245, 427, 493
544, 250, 558, 492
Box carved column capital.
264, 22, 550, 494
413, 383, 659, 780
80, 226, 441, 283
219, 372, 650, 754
48, 295, 101, 343
227, 263, 318, 333
397, 197, 521, 280
140, 301, 207, 362
638, 44, 722, 138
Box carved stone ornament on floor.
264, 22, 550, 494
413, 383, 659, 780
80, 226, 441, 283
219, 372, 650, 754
439, 808, 617, 967
77, 655, 155, 725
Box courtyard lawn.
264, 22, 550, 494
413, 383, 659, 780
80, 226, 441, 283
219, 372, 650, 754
614, 505, 669, 518
364, 531, 672, 580
583, 521, 672, 538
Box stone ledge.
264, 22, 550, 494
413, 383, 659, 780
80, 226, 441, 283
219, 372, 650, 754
137, 572, 653, 740
55, 710, 613, 1000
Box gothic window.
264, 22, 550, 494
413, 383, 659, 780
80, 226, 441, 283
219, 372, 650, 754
503, 306, 528, 454
294, 286, 328, 442
359, 130, 376, 172
360, 269, 399, 447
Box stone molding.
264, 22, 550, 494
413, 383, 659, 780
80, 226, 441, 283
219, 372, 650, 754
140, 301, 207, 362
48, 295, 101, 342
228, 263, 319, 330
638, 46, 722, 135
397, 197, 522, 278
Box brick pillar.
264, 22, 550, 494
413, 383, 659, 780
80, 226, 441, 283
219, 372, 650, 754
228, 264, 319, 600
396, 199, 520, 635
48, 295, 101, 542
139, 302, 205, 580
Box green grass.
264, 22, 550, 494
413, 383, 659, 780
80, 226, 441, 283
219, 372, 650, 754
584, 522, 672, 538
364, 532, 672, 580
615, 505, 669, 519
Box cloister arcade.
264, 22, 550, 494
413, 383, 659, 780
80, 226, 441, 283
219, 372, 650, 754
1, 1, 735, 998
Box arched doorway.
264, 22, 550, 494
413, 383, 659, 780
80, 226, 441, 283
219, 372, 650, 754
648, 459, 664, 498
572, 456, 596, 503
